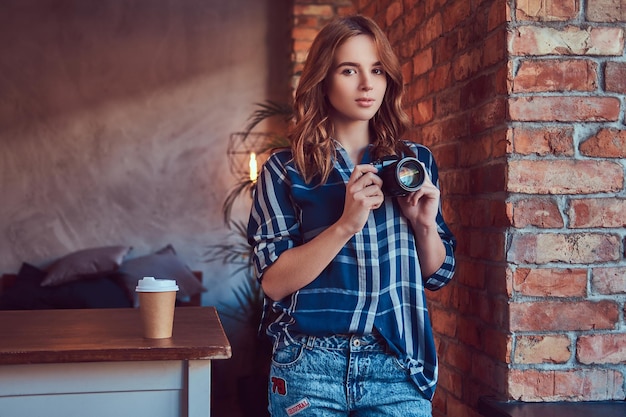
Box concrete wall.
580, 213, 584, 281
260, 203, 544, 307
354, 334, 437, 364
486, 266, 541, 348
0, 0, 292, 309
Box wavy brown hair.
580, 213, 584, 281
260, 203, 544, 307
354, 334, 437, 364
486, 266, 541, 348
290, 15, 411, 184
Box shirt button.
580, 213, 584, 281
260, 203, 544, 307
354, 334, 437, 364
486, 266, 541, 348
353, 338, 361, 347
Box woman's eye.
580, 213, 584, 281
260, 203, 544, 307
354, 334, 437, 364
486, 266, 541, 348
342, 68, 357, 75
373, 68, 385, 75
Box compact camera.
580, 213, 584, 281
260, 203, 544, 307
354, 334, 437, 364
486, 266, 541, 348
371, 156, 425, 197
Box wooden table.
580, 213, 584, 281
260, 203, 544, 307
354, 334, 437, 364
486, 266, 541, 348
0, 307, 231, 417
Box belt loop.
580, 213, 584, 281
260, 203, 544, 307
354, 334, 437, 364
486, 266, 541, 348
305, 335, 316, 350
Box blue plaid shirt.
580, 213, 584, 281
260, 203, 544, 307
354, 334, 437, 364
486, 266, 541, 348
247, 140, 456, 400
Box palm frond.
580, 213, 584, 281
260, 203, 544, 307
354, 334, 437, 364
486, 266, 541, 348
242, 101, 293, 142
221, 178, 255, 225
218, 271, 264, 326
203, 220, 253, 268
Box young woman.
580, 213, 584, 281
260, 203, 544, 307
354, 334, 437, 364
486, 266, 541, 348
248, 15, 456, 417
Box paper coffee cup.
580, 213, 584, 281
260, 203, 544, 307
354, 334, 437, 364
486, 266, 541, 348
136, 277, 179, 339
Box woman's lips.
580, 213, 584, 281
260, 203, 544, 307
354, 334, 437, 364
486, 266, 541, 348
356, 98, 375, 107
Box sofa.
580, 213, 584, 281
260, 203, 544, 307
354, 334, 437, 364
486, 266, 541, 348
0, 244, 206, 310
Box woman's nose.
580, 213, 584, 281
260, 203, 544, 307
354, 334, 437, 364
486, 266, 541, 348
360, 75, 373, 91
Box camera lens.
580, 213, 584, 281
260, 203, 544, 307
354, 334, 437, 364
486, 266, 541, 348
373, 156, 425, 197
396, 159, 424, 190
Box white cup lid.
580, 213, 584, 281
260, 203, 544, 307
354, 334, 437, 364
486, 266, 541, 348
135, 276, 179, 292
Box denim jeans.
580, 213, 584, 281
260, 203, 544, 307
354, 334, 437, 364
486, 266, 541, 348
268, 333, 432, 417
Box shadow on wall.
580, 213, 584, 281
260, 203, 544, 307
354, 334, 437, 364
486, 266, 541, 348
0, 0, 292, 270
1, 1, 259, 128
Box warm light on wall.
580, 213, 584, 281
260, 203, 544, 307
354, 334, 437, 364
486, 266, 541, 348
249, 152, 258, 182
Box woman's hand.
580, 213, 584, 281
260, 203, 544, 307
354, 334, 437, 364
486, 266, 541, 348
338, 164, 384, 235
260, 164, 383, 301
396, 166, 440, 231
396, 165, 446, 277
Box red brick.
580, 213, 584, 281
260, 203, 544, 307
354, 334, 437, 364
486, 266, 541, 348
446, 396, 482, 417
472, 352, 509, 394
488, 0, 508, 31
513, 267, 587, 297
293, 39, 313, 55
427, 63, 450, 94
510, 300, 619, 332
469, 162, 507, 194
407, 77, 428, 106
509, 368, 625, 401
513, 59, 597, 92
483, 327, 511, 362
412, 47, 433, 77
457, 315, 482, 349
462, 73, 497, 107
508, 197, 564, 228
509, 96, 621, 122
443, 340, 472, 374
337, 5, 357, 16
514, 335, 571, 364
510, 26, 625, 56
401, 61, 412, 86
512, 126, 574, 156
412, 99, 434, 124
483, 28, 507, 68
386, 19, 405, 45
508, 232, 621, 264
436, 88, 461, 116
430, 304, 457, 337
508, 369, 554, 400
442, 0, 471, 32
453, 48, 481, 81
468, 229, 506, 261
485, 264, 510, 299
516, 0, 579, 21
292, 27, 320, 41
421, 114, 468, 147
587, 0, 626, 22
568, 198, 626, 228
298, 4, 339, 17
470, 97, 507, 133
293, 15, 319, 28
592, 267, 626, 294
577, 333, 626, 364
403, 5, 424, 35
437, 363, 464, 397
460, 198, 509, 228
554, 369, 625, 400
606, 61, 626, 93
580, 128, 626, 158
428, 280, 457, 309
432, 390, 447, 417
421, 12, 443, 46
385, 1, 403, 25
508, 160, 624, 194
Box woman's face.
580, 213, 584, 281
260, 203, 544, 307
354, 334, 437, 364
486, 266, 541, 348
326, 34, 387, 126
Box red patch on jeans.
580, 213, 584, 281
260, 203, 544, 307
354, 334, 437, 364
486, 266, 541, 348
286, 397, 310, 416
271, 376, 287, 395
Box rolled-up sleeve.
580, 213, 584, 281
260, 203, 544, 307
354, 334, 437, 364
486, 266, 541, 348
247, 151, 301, 282
412, 143, 457, 291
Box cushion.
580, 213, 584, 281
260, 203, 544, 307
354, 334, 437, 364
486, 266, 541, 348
41, 245, 132, 287
118, 244, 206, 306
0, 263, 132, 310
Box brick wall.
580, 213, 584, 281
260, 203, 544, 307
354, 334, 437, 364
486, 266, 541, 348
506, 0, 625, 403
290, 0, 625, 416
291, 0, 355, 90
350, 2, 511, 416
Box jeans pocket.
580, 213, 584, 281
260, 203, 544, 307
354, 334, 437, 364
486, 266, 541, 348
271, 343, 305, 368
390, 353, 411, 373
